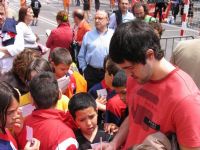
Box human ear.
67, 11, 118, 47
146, 49, 154, 60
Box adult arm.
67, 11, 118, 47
109, 116, 129, 148
78, 34, 88, 72
108, 13, 117, 30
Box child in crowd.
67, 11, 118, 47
0, 81, 40, 150
20, 58, 70, 117
17, 72, 78, 150
105, 70, 128, 129
68, 92, 113, 150
89, 56, 121, 125
50, 47, 87, 98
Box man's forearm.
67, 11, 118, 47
111, 117, 129, 149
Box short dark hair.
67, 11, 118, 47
0, 81, 20, 134
50, 47, 72, 66
112, 70, 127, 87
132, 2, 149, 15
68, 92, 97, 119
109, 20, 163, 64
29, 72, 59, 109
104, 56, 120, 76
73, 10, 84, 20
25, 58, 53, 82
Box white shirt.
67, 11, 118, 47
6, 22, 38, 56
0, 22, 38, 74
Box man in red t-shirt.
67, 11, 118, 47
95, 20, 200, 150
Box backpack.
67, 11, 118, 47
114, 10, 123, 26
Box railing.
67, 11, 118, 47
160, 35, 195, 60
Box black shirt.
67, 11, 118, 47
75, 127, 113, 150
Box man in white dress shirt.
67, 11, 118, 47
109, 0, 135, 30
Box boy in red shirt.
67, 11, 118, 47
17, 72, 78, 150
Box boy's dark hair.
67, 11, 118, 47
112, 70, 127, 87
109, 20, 163, 65
73, 10, 84, 20
50, 47, 72, 66
103, 56, 120, 76
68, 92, 97, 119
0, 81, 20, 134
29, 72, 59, 109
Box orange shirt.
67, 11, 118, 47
65, 71, 87, 98
75, 20, 91, 45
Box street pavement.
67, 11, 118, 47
8, 0, 200, 60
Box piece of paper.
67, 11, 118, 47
20, 104, 36, 117
45, 29, 51, 37
57, 75, 70, 93
97, 89, 107, 98
26, 126, 33, 141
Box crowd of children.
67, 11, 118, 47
0, 43, 127, 149
1, 0, 200, 149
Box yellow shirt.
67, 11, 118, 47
20, 92, 69, 117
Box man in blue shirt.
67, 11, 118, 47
78, 10, 114, 90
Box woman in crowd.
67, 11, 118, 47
46, 10, 73, 54
0, 6, 40, 72
0, 49, 41, 95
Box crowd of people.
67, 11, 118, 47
0, 0, 200, 150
